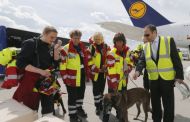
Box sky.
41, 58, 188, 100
0, 0, 190, 48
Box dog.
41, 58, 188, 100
53, 90, 67, 116
103, 87, 152, 122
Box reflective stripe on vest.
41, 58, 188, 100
144, 36, 175, 80
5, 60, 20, 81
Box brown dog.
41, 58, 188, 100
103, 88, 152, 122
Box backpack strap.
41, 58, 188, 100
33, 37, 40, 68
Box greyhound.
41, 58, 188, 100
103, 88, 152, 122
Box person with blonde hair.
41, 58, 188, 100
89, 32, 110, 115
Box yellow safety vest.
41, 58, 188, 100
178, 51, 183, 60
0, 47, 20, 66
0, 48, 23, 89
144, 36, 175, 80
59, 44, 82, 87
90, 45, 103, 81
107, 48, 132, 90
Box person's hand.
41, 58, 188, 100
99, 68, 104, 73
54, 40, 62, 60
54, 40, 62, 50
133, 71, 140, 80
100, 65, 107, 73
127, 66, 132, 73
175, 79, 184, 84
39, 69, 51, 78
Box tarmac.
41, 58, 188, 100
0, 61, 190, 122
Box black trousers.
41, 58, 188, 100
143, 69, 149, 91
92, 73, 106, 108
40, 94, 54, 115
150, 77, 175, 122
66, 71, 86, 117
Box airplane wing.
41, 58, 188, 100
98, 21, 144, 41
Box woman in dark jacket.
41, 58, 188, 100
13, 26, 61, 115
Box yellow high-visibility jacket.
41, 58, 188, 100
59, 41, 93, 87
106, 46, 133, 91
89, 43, 110, 81
144, 36, 175, 80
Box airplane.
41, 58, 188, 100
98, 0, 190, 49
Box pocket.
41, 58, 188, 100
65, 69, 77, 86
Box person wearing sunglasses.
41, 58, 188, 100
133, 24, 184, 122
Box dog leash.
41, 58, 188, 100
117, 74, 139, 88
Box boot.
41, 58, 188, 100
77, 108, 87, 118
70, 115, 82, 122
103, 114, 109, 122
95, 107, 101, 115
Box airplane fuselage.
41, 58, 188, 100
157, 23, 190, 48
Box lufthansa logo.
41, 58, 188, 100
129, 2, 147, 19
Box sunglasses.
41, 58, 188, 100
144, 34, 150, 37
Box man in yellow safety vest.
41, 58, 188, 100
133, 24, 184, 122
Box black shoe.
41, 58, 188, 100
116, 111, 119, 119
77, 108, 87, 118
70, 116, 82, 122
103, 114, 109, 122
95, 108, 101, 115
